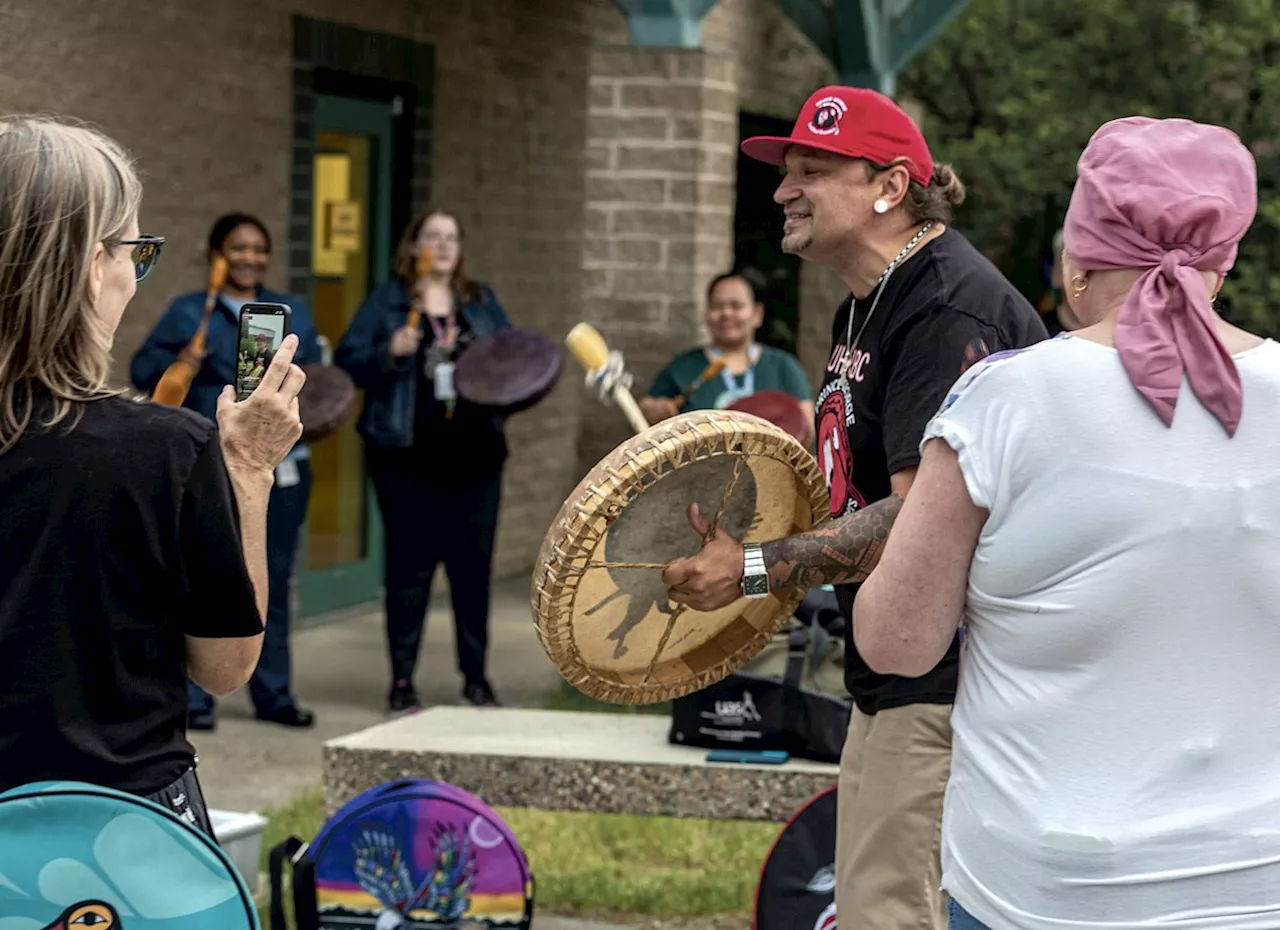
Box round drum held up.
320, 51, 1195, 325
454, 328, 563, 415
532, 409, 829, 706
297, 364, 357, 443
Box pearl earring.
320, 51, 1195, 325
873, 199, 889, 214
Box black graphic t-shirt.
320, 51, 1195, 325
815, 228, 1048, 714
0, 392, 263, 795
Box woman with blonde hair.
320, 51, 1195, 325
0, 116, 304, 835
855, 116, 1280, 927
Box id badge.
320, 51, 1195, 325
433, 361, 457, 401
275, 458, 300, 489
423, 344, 444, 381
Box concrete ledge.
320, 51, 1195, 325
323, 707, 837, 822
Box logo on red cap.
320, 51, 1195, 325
809, 96, 847, 137
740, 85, 935, 185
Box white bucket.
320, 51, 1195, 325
209, 808, 268, 896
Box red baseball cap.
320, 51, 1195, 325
741, 85, 935, 186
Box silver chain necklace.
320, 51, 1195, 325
841, 221, 936, 379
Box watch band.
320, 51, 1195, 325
741, 543, 770, 599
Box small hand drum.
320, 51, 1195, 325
532, 409, 830, 705
727, 390, 811, 443
455, 328, 563, 415
297, 364, 357, 443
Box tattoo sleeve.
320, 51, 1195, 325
760, 494, 904, 591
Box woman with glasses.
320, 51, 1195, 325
131, 213, 323, 733
336, 208, 511, 713
0, 117, 305, 832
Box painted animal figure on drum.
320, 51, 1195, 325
587, 455, 761, 659
660, 86, 1047, 929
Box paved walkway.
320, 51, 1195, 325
192, 575, 562, 814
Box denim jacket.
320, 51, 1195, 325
334, 279, 511, 448
130, 287, 323, 458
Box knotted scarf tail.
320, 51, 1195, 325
1114, 265, 1243, 437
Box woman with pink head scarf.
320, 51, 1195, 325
851, 116, 1280, 928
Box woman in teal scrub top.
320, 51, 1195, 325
639, 272, 814, 427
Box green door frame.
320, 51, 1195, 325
297, 93, 394, 617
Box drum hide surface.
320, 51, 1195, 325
455, 328, 563, 415
532, 409, 829, 706
297, 364, 357, 443
727, 389, 810, 443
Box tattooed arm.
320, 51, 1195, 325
761, 492, 903, 591
663, 469, 915, 611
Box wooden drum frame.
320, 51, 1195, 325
532, 409, 829, 706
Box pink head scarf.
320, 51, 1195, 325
1063, 117, 1258, 436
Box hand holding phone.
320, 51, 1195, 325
235, 303, 293, 401
217, 332, 306, 476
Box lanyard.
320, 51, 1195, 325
712, 344, 760, 395
425, 308, 458, 350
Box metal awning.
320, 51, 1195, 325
612, 0, 972, 94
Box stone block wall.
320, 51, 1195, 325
579, 0, 836, 471
579, 46, 739, 467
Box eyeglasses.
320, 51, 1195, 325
112, 235, 166, 281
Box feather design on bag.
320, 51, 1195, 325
352, 829, 415, 914
411, 822, 477, 921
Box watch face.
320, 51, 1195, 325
743, 575, 770, 597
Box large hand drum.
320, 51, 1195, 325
455, 328, 563, 415
532, 409, 829, 705
297, 364, 357, 443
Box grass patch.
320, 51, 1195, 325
257, 786, 777, 920
502, 807, 774, 918
258, 783, 325, 871
542, 678, 672, 717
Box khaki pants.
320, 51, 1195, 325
835, 701, 953, 929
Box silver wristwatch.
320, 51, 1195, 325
741, 543, 770, 599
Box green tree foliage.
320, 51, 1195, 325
901, 0, 1280, 334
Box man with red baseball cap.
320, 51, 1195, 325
663, 86, 1047, 928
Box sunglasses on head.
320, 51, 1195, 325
112, 235, 166, 282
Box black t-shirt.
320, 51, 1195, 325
814, 228, 1048, 714
409, 313, 508, 484
0, 391, 263, 795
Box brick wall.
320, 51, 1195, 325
702, 0, 844, 404
579, 46, 739, 468
587, 0, 834, 120
0, 0, 594, 581
579, 0, 837, 468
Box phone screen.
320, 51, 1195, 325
235, 303, 292, 401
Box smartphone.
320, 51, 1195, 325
235, 302, 292, 401
706, 749, 791, 766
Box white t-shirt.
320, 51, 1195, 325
923, 333, 1280, 929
